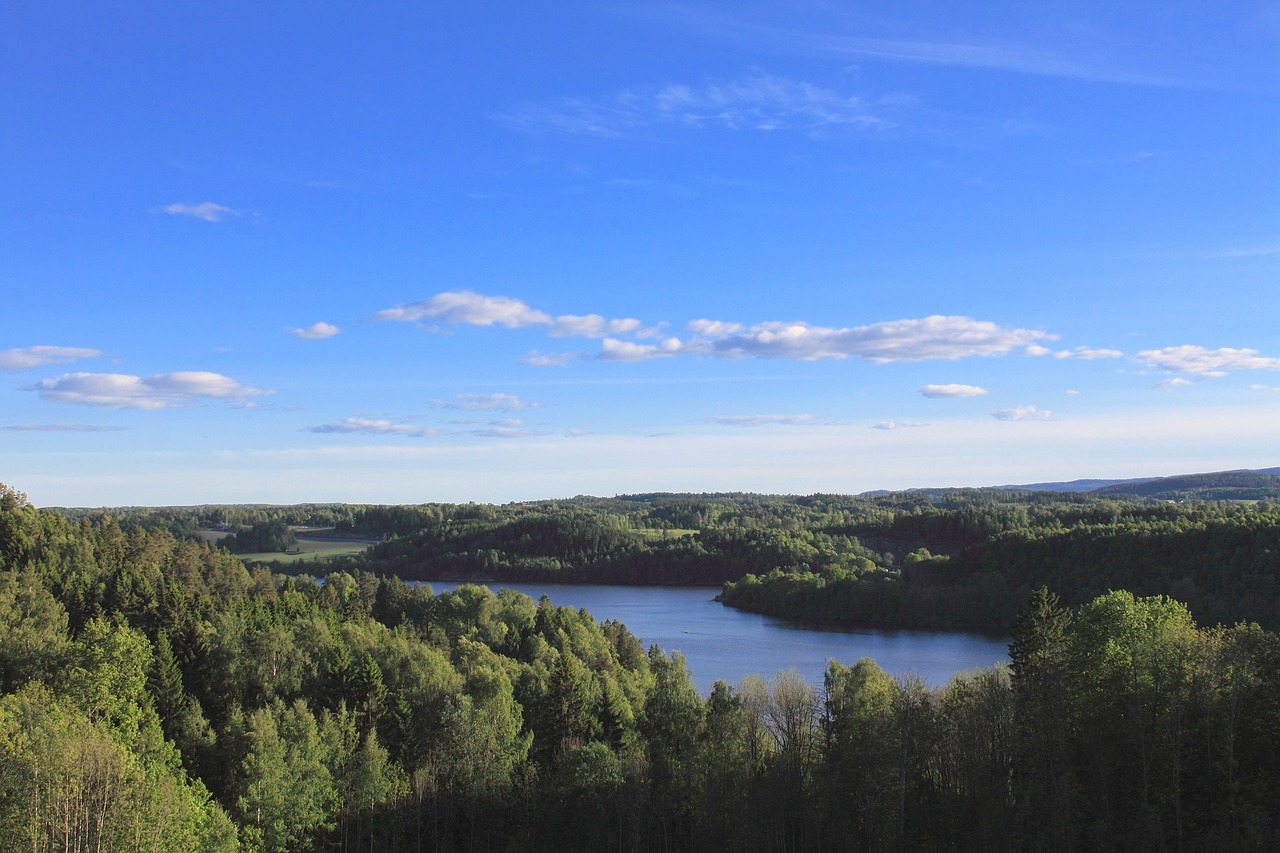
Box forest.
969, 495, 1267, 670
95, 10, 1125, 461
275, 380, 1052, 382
75, 480, 1280, 635
4, 480, 1280, 851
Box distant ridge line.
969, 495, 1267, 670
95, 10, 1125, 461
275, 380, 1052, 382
989, 466, 1280, 497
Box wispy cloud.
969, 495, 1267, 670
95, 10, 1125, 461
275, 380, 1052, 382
162, 202, 241, 222
430, 393, 540, 412
1053, 346, 1124, 360
1135, 345, 1280, 376
667, 9, 1178, 87
306, 415, 549, 440
5, 423, 127, 432
873, 421, 929, 430
519, 351, 583, 368
306, 418, 443, 438
501, 73, 885, 137
27, 372, 272, 409
1155, 377, 1195, 390
447, 418, 526, 427
801, 33, 1168, 85
919, 383, 988, 398
992, 405, 1052, 422
1212, 243, 1280, 258
468, 425, 551, 439
703, 414, 814, 427
0, 345, 101, 371
287, 322, 341, 340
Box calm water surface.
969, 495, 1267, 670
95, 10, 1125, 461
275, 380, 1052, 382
425, 581, 1009, 692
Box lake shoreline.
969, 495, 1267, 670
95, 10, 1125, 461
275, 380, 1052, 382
415, 578, 1012, 690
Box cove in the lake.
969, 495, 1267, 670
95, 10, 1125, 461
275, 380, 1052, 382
424, 580, 1010, 692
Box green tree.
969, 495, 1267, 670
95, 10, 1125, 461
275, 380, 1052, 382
233, 700, 337, 853
1068, 591, 1202, 849
0, 569, 69, 692
820, 658, 898, 849
1008, 586, 1074, 849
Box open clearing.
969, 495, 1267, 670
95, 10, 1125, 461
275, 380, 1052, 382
633, 528, 698, 540
198, 528, 377, 564
237, 536, 373, 564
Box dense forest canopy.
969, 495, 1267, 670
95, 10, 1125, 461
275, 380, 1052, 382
4, 480, 1280, 851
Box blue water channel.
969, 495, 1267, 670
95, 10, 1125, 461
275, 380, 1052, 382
423, 581, 1010, 693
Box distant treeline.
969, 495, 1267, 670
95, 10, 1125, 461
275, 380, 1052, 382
55, 485, 1280, 634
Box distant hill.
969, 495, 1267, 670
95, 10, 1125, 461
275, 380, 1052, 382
1093, 468, 1280, 501
988, 477, 1160, 493
983, 467, 1280, 500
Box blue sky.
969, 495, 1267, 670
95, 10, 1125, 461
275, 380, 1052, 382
3, 1, 1279, 506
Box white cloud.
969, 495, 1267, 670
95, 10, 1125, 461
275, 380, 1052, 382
704, 414, 814, 427
548, 314, 643, 338
1135, 345, 1280, 376
162, 202, 240, 222
708, 316, 1048, 362
519, 350, 582, 367
1023, 344, 1052, 357
306, 418, 443, 438
1053, 346, 1124, 360
431, 393, 540, 411
28, 372, 272, 409
5, 423, 127, 432
919, 383, 988, 398
688, 319, 745, 337
1154, 377, 1194, 390
374, 291, 550, 328
872, 421, 929, 430
992, 405, 1052, 422
1250, 384, 1280, 392
598, 337, 684, 362
287, 322, 341, 340
0, 345, 102, 371
1065, 389, 1081, 395
374, 291, 645, 341
372, 294, 1053, 370
565, 428, 591, 437
503, 73, 885, 137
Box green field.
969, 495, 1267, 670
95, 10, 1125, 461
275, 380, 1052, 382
633, 528, 698, 540
237, 536, 373, 564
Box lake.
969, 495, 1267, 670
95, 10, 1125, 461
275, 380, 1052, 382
423, 580, 1010, 692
